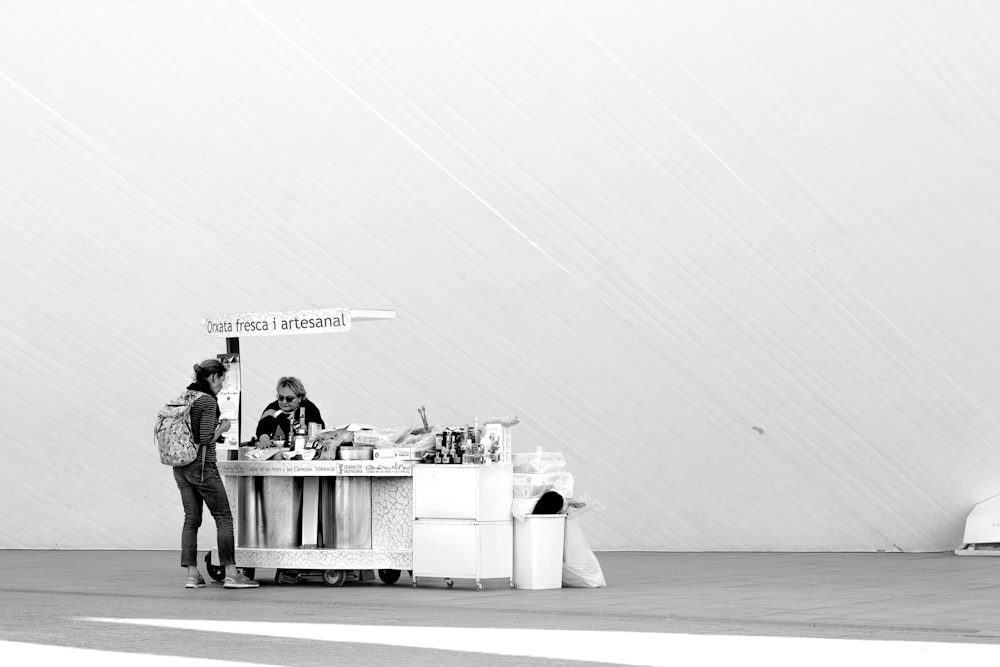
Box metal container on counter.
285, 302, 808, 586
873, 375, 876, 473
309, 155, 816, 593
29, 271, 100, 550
319, 477, 336, 548
336, 445, 375, 460
237, 476, 262, 548
234, 442, 305, 548
260, 476, 302, 548
334, 445, 373, 549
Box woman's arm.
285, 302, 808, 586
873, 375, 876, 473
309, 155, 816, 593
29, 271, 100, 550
255, 402, 282, 437
256, 414, 280, 437
214, 418, 231, 441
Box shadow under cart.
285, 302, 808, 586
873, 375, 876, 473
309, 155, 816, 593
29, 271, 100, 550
204, 551, 410, 587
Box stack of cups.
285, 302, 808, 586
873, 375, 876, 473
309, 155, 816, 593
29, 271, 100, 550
307, 422, 321, 447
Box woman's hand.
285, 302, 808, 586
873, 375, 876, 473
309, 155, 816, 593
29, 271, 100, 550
256, 434, 272, 450
219, 418, 232, 434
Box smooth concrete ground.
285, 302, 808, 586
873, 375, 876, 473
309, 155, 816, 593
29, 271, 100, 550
2, 550, 1000, 665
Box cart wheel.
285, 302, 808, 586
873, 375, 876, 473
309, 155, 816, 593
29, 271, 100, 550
445, 578, 454, 588
412, 577, 418, 588
509, 579, 516, 589
322, 569, 346, 587
378, 569, 401, 585
204, 552, 225, 582
476, 582, 484, 592
238, 568, 255, 580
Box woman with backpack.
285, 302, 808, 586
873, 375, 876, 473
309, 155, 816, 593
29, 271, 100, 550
173, 359, 259, 589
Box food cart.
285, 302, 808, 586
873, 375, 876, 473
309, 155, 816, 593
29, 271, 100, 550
198, 307, 515, 590
200, 307, 415, 586
214, 457, 415, 586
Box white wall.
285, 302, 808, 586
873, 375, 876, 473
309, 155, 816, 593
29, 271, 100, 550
3, 1, 1000, 551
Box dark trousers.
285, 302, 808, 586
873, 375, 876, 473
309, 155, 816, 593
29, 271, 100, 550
173, 461, 236, 567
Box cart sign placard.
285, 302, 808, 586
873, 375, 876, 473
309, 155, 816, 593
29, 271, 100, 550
203, 308, 352, 338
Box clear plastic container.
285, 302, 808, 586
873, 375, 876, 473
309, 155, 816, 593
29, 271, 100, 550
512, 472, 574, 499
511, 449, 566, 473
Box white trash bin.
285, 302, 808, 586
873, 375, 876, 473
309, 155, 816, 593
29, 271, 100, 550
513, 514, 566, 590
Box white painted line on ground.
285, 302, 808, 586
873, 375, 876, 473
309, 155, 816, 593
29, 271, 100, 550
0, 640, 278, 666
81, 618, 1000, 666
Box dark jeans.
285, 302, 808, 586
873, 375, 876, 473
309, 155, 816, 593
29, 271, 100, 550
173, 461, 235, 567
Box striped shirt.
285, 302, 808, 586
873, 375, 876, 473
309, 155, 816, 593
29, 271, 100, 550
188, 392, 219, 466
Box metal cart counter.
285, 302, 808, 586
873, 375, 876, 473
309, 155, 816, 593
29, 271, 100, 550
216, 459, 413, 584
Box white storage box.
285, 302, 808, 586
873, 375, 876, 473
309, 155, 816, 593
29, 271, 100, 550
372, 448, 396, 460
412, 464, 513, 521
413, 520, 513, 581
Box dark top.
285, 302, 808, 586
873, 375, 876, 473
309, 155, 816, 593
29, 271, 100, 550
255, 398, 325, 441
186, 380, 220, 465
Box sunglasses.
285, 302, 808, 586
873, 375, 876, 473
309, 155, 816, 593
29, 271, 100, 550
277, 394, 301, 402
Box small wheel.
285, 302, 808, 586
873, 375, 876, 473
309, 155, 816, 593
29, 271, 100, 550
204, 552, 225, 582
509, 579, 516, 589
378, 569, 401, 585
476, 582, 484, 592
445, 578, 454, 588
412, 577, 418, 588
322, 569, 346, 587
238, 567, 255, 580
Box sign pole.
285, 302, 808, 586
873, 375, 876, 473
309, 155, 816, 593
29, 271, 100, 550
226, 337, 241, 453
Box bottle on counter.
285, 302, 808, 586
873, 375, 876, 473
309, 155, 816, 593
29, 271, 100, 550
292, 427, 307, 451
440, 430, 449, 462
487, 440, 498, 464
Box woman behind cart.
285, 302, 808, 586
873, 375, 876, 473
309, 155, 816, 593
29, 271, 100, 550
255, 376, 325, 447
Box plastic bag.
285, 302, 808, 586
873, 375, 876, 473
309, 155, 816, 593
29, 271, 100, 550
481, 416, 519, 427
352, 427, 400, 447
562, 515, 607, 588
511, 498, 536, 521
313, 427, 353, 460
565, 491, 605, 517
511, 473, 574, 520
397, 429, 438, 452
513, 472, 574, 499
512, 449, 567, 473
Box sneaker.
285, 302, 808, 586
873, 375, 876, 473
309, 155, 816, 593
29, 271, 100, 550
185, 573, 207, 589
223, 572, 260, 589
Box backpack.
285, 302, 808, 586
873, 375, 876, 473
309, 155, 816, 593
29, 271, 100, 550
154, 389, 206, 466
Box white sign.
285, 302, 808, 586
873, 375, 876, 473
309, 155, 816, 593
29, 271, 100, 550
202, 308, 352, 338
